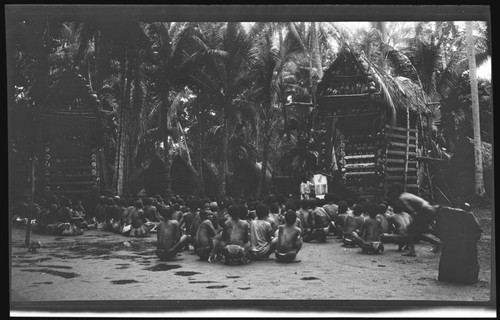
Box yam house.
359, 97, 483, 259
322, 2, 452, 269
36, 70, 104, 198
315, 48, 433, 200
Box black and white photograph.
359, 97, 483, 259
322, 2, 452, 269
7, 5, 495, 317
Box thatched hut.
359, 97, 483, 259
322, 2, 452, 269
37, 70, 104, 198
316, 48, 431, 200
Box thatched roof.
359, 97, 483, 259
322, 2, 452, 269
43, 69, 100, 113
319, 48, 431, 116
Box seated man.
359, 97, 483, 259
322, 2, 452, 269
194, 210, 217, 261
249, 203, 278, 260
209, 205, 251, 264
305, 199, 331, 243
178, 198, 200, 250
334, 201, 350, 238
275, 210, 303, 263
351, 203, 385, 254
381, 200, 412, 251
297, 199, 311, 236
267, 204, 281, 234
129, 199, 149, 237
322, 193, 339, 234
343, 204, 365, 247
156, 207, 192, 261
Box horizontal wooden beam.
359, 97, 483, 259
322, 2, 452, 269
385, 124, 417, 133
388, 142, 417, 149
344, 171, 377, 176
344, 154, 375, 160
46, 181, 95, 186
386, 159, 417, 165
385, 167, 417, 173
386, 133, 417, 141
44, 173, 94, 178
45, 190, 98, 195
387, 175, 418, 182
344, 163, 376, 169
48, 165, 93, 170
387, 150, 417, 157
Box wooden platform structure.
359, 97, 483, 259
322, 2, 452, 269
315, 48, 431, 200
36, 70, 104, 198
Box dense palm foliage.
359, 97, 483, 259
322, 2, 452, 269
7, 16, 492, 201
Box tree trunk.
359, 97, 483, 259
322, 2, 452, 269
198, 108, 205, 195
258, 130, 271, 198
375, 21, 387, 71
403, 106, 410, 192
220, 113, 229, 197
164, 139, 174, 197
113, 48, 132, 196
311, 22, 323, 80
466, 21, 485, 197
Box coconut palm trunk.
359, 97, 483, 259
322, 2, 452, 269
466, 21, 485, 197
113, 48, 133, 196
311, 22, 323, 80
220, 109, 230, 197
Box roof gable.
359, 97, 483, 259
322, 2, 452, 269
42, 69, 100, 115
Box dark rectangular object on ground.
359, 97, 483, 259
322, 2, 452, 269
435, 206, 482, 285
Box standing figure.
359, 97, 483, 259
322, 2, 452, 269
300, 176, 313, 200
387, 182, 440, 257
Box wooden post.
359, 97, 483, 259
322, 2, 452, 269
25, 156, 35, 248
403, 107, 410, 192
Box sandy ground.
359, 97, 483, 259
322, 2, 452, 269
10, 207, 494, 310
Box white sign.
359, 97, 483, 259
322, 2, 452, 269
313, 174, 328, 199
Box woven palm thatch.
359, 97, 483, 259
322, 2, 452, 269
321, 48, 431, 119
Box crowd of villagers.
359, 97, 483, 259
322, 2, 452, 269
12, 182, 450, 263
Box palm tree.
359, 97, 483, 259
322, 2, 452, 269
75, 20, 152, 196
465, 21, 485, 197
177, 22, 264, 197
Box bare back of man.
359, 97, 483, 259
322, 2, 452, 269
352, 215, 384, 254
398, 192, 440, 256
156, 219, 191, 261
277, 225, 300, 252
305, 205, 330, 243
215, 218, 251, 263
194, 219, 217, 261
381, 211, 412, 251
323, 203, 338, 221
275, 210, 303, 263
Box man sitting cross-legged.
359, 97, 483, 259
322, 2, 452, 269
304, 199, 331, 243
275, 210, 303, 263
209, 205, 251, 264
155, 207, 192, 261
193, 209, 218, 261
249, 203, 278, 260
351, 203, 385, 254
342, 204, 365, 247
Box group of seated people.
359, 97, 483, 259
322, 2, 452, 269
328, 191, 442, 256
11, 195, 88, 236
11, 183, 442, 261
155, 196, 304, 264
